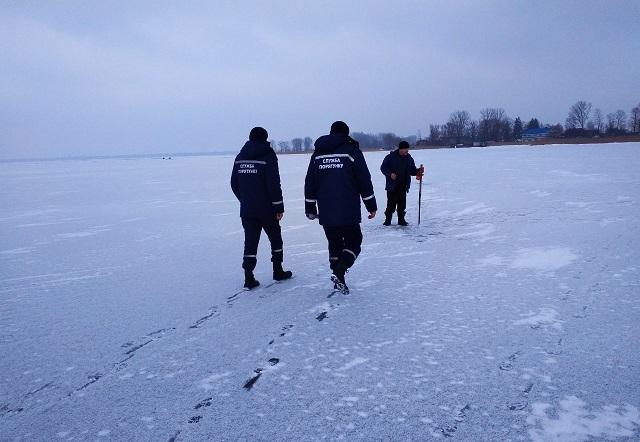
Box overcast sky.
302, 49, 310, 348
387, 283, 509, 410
1, 1, 638, 159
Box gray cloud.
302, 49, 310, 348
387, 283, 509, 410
1, 1, 638, 159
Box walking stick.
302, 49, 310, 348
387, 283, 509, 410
417, 164, 423, 225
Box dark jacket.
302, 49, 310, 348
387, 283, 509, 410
231, 140, 284, 218
304, 134, 377, 226
380, 149, 419, 192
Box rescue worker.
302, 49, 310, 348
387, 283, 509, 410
304, 121, 377, 294
231, 127, 292, 289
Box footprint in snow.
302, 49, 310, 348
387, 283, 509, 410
243, 358, 280, 390
573, 306, 588, 318
194, 397, 212, 410
115, 327, 176, 370
438, 404, 471, 437
268, 325, 294, 345
499, 351, 521, 371
167, 430, 181, 442
189, 306, 219, 329
508, 382, 534, 411
545, 338, 564, 356
316, 311, 328, 321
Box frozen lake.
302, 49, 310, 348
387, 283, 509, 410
1, 143, 639, 441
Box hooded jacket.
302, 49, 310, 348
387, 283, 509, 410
380, 149, 419, 192
304, 134, 377, 226
231, 140, 284, 218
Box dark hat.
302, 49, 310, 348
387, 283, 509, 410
398, 141, 410, 149
330, 121, 350, 135
249, 126, 268, 142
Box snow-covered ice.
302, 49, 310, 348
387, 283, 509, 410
1, 143, 639, 441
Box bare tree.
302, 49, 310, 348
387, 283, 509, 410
291, 138, 303, 153
502, 118, 514, 141
303, 136, 313, 152
549, 124, 564, 137
628, 104, 640, 133
566, 101, 592, 129
429, 124, 441, 144
447, 110, 471, 141
479, 108, 508, 141
352, 132, 379, 149
606, 113, 616, 132
443, 122, 456, 139
613, 110, 627, 131
278, 141, 290, 153
592, 108, 604, 133
380, 133, 401, 149
466, 120, 479, 141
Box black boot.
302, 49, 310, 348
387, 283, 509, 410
330, 262, 349, 294
329, 260, 338, 289
383, 212, 392, 226
398, 212, 408, 226
273, 262, 292, 281
244, 269, 260, 289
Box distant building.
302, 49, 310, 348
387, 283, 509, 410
522, 127, 551, 141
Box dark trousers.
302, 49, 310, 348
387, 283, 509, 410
322, 225, 363, 270
241, 216, 283, 271
385, 189, 407, 218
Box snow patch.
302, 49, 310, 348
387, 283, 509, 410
565, 202, 591, 208
477, 255, 504, 266
454, 203, 493, 217
514, 308, 563, 330
337, 357, 368, 371
599, 217, 626, 226
0, 247, 32, 255
57, 228, 111, 238
455, 223, 496, 240
200, 371, 232, 390
510, 247, 577, 270
529, 190, 551, 197
386, 250, 433, 258
527, 396, 640, 442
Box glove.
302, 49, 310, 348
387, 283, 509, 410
305, 200, 318, 220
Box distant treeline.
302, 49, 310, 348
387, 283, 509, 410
424, 101, 640, 147
270, 133, 417, 153
270, 100, 639, 153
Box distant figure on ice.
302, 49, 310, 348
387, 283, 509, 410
231, 127, 292, 289
380, 141, 424, 226
304, 121, 377, 294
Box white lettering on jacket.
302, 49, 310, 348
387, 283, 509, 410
318, 158, 344, 170
237, 163, 258, 174
318, 163, 344, 170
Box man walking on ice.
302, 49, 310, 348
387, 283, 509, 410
380, 140, 424, 226
304, 121, 377, 294
231, 127, 292, 289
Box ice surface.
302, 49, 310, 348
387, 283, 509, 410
527, 396, 640, 442
1, 143, 639, 441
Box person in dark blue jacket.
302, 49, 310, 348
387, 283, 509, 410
380, 141, 424, 226
231, 127, 292, 289
304, 121, 377, 294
